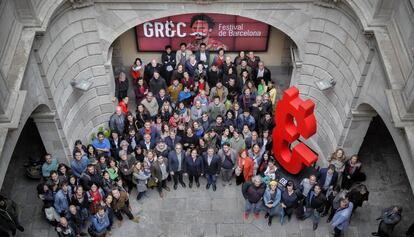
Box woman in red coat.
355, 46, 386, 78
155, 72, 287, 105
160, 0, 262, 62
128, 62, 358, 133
236, 149, 254, 185
130, 58, 144, 83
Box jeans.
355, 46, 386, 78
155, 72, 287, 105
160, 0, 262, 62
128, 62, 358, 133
304, 208, 321, 225
206, 174, 217, 185
245, 199, 262, 214
221, 168, 233, 183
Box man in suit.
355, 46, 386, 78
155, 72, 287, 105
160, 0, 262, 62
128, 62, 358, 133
194, 42, 210, 69
165, 130, 182, 150
168, 143, 187, 190
317, 164, 338, 195
202, 147, 221, 191
139, 133, 156, 151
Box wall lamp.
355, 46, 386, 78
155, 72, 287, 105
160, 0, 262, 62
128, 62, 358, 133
315, 78, 336, 91
70, 80, 93, 91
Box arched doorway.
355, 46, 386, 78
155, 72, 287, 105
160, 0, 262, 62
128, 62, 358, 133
355, 115, 414, 236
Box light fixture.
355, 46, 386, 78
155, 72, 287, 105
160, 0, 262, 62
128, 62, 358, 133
315, 78, 336, 91
70, 80, 93, 91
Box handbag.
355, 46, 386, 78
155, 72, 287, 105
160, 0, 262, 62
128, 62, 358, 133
147, 177, 157, 188
235, 166, 242, 176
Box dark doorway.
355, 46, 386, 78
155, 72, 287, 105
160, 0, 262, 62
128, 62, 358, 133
355, 115, 414, 236
0, 117, 47, 235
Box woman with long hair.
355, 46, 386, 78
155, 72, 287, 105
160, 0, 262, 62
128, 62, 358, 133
235, 149, 254, 185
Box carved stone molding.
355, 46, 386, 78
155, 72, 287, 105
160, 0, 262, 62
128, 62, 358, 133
69, 0, 94, 9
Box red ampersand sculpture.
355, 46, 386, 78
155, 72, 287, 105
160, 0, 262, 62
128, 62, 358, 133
272, 86, 318, 174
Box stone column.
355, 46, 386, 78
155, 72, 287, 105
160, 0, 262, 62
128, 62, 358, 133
342, 110, 377, 156
30, 111, 68, 164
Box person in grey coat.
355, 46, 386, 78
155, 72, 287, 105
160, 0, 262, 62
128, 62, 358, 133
132, 162, 151, 201
372, 205, 403, 237
109, 106, 125, 133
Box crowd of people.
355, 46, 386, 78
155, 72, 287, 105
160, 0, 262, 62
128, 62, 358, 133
0, 42, 409, 237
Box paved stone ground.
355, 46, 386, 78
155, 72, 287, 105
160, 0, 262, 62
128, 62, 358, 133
1, 82, 413, 237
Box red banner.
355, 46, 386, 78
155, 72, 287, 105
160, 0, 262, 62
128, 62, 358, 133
136, 13, 270, 52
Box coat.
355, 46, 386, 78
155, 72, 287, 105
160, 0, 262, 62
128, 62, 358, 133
317, 168, 338, 190
54, 187, 73, 214
331, 202, 354, 230
151, 158, 169, 181
305, 191, 326, 212
133, 170, 151, 193
111, 191, 129, 211
378, 207, 402, 234
71, 156, 90, 177
202, 154, 221, 175
183, 155, 204, 176
168, 150, 186, 172
237, 156, 254, 182
165, 136, 182, 149
91, 212, 110, 235
242, 182, 265, 203
263, 187, 282, 208
217, 148, 238, 170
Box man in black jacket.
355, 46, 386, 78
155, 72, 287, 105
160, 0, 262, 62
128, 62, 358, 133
301, 184, 326, 230
161, 45, 176, 85
242, 175, 265, 220
202, 147, 221, 191
0, 195, 24, 237
372, 206, 402, 237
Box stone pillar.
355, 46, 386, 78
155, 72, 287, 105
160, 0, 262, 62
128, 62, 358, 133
342, 110, 377, 156
31, 111, 68, 164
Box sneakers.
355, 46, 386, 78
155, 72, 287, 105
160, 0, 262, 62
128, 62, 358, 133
244, 212, 249, 220
254, 213, 260, 220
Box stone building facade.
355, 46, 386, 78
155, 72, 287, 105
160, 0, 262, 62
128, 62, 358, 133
0, 0, 413, 192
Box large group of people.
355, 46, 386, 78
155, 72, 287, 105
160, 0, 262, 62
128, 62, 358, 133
0, 42, 407, 237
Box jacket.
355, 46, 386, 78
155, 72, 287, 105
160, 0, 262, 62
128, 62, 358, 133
168, 150, 186, 172
306, 191, 326, 212
141, 98, 159, 117
183, 155, 204, 176
111, 191, 129, 211
237, 156, 254, 182
109, 113, 125, 134
378, 207, 402, 234
202, 154, 221, 175
195, 50, 211, 66
242, 182, 265, 203
149, 77, 167, 95
190, 105, 208, 121
331, 202, 354, 230
317, 168, 338, 190
208, 103, 226, 120
217, 148, 237, 170
237, 114, 256, 131
132, 170, 151, 193
263, 187, 282, 208
165, 136, 182, 149
70, 156, 90, 177
91, 212, 110, 235
151, 157, 169, 181
54, 187, 73, 214
0, 198, 19, 233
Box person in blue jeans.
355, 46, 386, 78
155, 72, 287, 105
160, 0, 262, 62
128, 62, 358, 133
202, 147, 221, 191
242, 175, 265, 220
301, 184, 326, 230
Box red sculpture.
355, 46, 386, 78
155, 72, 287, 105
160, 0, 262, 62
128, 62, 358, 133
272, 86, 318, 174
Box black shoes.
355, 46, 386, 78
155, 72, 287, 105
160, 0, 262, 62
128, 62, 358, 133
206, 183, 211, 189
181, 182, 186, 188
313, 224, 318, 230
268, 216, 273, 226
371, 233, 379, 236
196, 182, 200, 188
173, 184, 177, 190
264, 213, 269, 219
212, 184, 217, 191
189, 182, 192, 188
